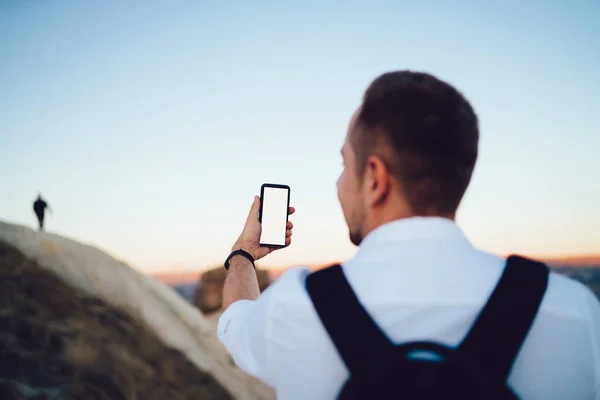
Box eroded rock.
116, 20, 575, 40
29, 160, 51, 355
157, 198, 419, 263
0, 221, 275, 400
194, 267, 271, 314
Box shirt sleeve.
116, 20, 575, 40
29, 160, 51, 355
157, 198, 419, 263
217, 282, 278, 387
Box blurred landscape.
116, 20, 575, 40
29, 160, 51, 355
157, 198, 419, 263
0, 242, 231, 400
1, 219, 598, 400
165, 258, 600, 312
1, 223, 598, 400
0, 221, 274, 400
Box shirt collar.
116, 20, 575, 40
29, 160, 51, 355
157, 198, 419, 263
357, 216, 473, 251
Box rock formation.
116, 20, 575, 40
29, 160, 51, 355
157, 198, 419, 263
0, 221, 275, 400
194, 267, 271, 314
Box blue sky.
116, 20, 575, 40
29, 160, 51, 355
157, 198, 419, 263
1, 1, 599, 273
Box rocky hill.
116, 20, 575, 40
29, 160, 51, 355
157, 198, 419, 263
194, 267, 271, 315
0, 221, 275, 400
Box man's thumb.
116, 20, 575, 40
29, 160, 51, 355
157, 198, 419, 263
247, 196, 260, 220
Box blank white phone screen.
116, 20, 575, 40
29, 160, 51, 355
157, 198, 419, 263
260, 187, 289, 247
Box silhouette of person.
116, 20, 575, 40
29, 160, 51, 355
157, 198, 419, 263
33, 193, 52, 231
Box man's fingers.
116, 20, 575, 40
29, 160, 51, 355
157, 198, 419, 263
288, 206, 295, 215
285, 237, 292, 246
286, 229, 292, 237
287, 220, 294, 229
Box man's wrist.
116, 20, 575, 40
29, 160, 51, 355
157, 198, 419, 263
232, 242, 255, 260
228, 253, 255, 270
225, 245, 256, 270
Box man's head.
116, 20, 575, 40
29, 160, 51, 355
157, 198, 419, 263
337, 71, 479, 246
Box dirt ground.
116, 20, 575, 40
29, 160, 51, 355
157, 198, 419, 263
0, 241, 233, 400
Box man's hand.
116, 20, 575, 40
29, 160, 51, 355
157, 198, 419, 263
232, 195, 295, 261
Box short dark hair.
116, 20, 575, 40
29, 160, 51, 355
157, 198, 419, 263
353, 71, 479, 216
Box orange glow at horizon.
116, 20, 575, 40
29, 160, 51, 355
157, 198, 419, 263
152, 253, 600, 285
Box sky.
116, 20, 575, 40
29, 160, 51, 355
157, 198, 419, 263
1, 0, 599, 273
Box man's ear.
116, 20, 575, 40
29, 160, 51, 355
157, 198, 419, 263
363, 155, 390, 207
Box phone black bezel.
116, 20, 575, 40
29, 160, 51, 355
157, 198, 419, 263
258, 183, 291, 248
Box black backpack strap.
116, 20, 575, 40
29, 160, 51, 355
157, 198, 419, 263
305, 264, 394, 376
459, 255, 549, 381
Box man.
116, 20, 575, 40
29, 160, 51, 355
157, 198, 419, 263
33, 193, 52, 231
218, 71, 600, 399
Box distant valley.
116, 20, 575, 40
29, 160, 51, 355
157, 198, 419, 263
166, 262, 600, 305
171, 282, 197, 304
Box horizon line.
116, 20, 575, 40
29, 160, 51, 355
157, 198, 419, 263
153, 253, 600, 284
152, 252, 600, 274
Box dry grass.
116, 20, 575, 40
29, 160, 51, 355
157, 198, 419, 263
0, 241, 232, 400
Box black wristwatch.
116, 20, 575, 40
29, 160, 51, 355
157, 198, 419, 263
224, 249, 255, 270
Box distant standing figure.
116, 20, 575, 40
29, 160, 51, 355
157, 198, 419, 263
33, 193, 52, 231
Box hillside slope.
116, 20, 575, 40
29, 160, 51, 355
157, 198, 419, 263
0, 221, 275, 400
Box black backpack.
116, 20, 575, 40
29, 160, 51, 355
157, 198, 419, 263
305, 255, 549, 400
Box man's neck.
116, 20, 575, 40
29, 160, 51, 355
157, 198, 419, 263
363, 207, 455, 241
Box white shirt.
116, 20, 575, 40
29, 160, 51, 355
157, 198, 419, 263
218, 217, 600, 400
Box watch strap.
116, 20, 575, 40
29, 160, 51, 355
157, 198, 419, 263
224, 249, 255, 270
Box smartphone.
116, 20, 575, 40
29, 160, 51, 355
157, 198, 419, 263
259, 183, 291, 248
